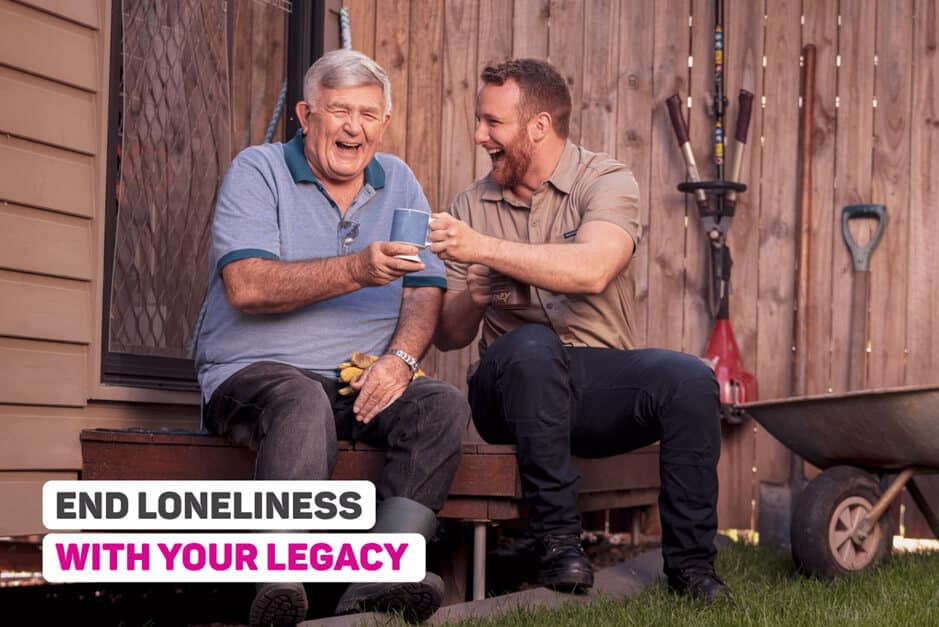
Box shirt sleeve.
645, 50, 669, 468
401, 169, 447, 290
577, 166, 642, 248
211, 149, 282, 274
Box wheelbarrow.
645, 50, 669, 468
735, 384, 939, 578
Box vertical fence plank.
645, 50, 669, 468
829, 0, 876, 393
580, 0, 619, 155
685, 0, 715, 358
868, 0, 913, 388
803, 0, 839, 395
344, 0, 376, 58
753, 0, 801, 488
906, 0, 939, 385
474, 0, 514, 177
374, 0, 410, 158
647, 0, 691, 351
512, 0, 549, 59
431, 0, 481, 399
406, 0, 444, 209
547, 0, 584, 145
901, 0, 939, 540
615, 0, 654, 348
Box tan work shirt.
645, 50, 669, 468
445, 141, 642, 356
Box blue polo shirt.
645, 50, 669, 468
195, 131, 447, 402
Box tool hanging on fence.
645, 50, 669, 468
666, 0, 756, 421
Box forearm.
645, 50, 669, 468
223, 257, 360, 314
476, 237, 623, 295
387, 287, 443, 359
435, 289, 486, 351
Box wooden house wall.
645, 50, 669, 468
344, 0, 939, 536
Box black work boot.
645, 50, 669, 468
536, 533, 594, 593
666, 565, 733, 603
249, 581, 308, 626
335, 497, 444, 623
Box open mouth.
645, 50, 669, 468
487, 148, 505, 164
336, 140, 362, 152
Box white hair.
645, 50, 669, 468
303, 49, 392, 115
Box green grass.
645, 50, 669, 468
453, 543, 939, 627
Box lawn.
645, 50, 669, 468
452, 542, 939, 627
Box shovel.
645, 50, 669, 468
842, 204, 887, 391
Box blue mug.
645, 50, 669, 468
390, 208, 433, 262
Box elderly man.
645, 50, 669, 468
195, 49, 468, 625
431, 58, 730, 603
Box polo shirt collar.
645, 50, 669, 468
544, 140, 578, 194
283, 130, 385, 189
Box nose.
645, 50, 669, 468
473, 120, 488, 146
343, 113, 363, 135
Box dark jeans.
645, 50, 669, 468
469, 325, 721, 571
204, 361, 469, 512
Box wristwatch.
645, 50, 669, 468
387, 348, 420, 376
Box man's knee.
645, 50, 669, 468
487, 324, 564, 366
410, 379, 469, 451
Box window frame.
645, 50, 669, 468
100, 0, 327, 391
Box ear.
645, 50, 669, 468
295, 101, 312, 134
375, 112, 392, 141
528, 112, 553, 142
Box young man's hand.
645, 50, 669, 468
466, 264, 493, 308
428, 213, 494, 263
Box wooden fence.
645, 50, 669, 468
339, 0, 939, 536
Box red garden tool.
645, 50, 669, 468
665, 0, 756, 422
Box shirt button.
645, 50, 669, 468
546, 303, 554, 310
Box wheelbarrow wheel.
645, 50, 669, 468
791, 465, 893, 579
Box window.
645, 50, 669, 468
101, 0, 325, 390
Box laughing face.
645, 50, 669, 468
475, 80, 534, 188
298, 84, 390, 188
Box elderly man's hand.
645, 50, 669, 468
428, 213, 493, 263
350, 241, 424, 286
466, 264, 493, 308
350, 354, 412, 423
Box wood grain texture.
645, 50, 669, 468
754, 0, 801, 485
547, 0, 585, 144
868, 1, 913, 389
579, 0, 619, 155
343, 0, 376, 58
614, 0, 654, 348
374, 0, 410, 158
646, 0, 691, 351
803, 0, 839, 395
721, 0, 766, 527
829, 1, 876, 393
905, 0, 939, 386
474, 0, 514, 178
512, 0, 549, 59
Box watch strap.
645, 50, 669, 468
387, 348, 419, 375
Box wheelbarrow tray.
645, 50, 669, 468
737, 385, 939, 471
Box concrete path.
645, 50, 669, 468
301, 548, 663, 626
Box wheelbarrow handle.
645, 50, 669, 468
842, 204, 887, 272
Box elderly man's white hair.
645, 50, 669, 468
303, 49, 392, 115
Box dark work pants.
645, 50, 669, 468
204, 361, 469, 513
469, 325, 721, 571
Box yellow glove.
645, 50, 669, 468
336, 352, 425, 396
